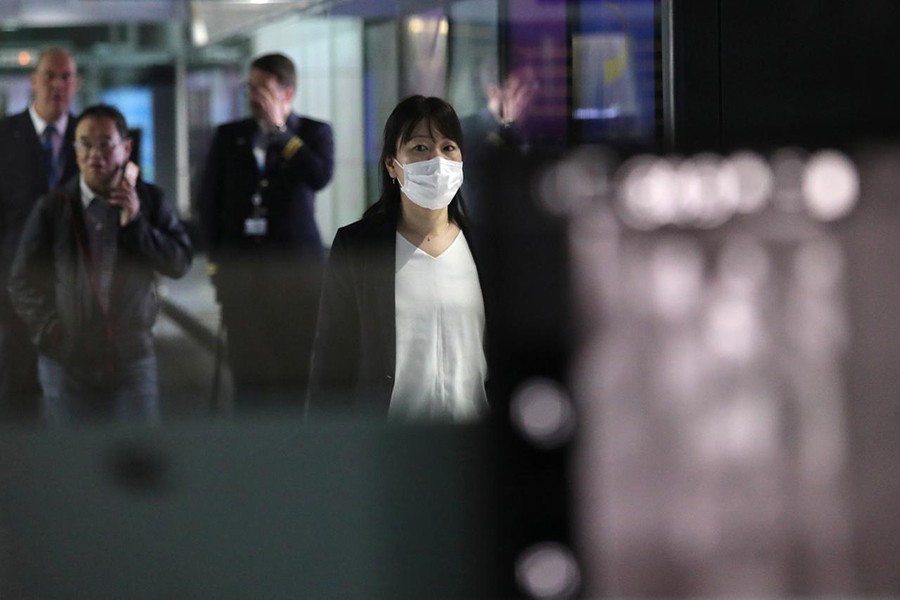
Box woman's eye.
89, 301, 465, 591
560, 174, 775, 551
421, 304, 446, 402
413, 144, 429, 152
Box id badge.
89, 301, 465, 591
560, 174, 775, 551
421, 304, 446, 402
244, 217, 268, 236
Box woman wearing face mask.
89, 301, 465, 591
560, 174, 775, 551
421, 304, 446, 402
307, 95, 488, 421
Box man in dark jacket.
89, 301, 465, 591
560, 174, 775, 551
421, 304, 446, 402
0, 48, 79, 420
459, 62, 535, 218
8, 104, 193, 423
198, 53, 334, 410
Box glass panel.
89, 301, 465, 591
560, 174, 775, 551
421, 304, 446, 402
101, 86, 155, 182
400, 8, 449, 98
573, 0, 659, 143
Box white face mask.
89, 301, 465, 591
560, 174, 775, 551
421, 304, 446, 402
394, 156, 464, 210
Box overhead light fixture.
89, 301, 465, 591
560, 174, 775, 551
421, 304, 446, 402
192, 17, 209, 46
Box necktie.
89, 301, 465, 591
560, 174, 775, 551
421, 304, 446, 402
41, 124, 60, 189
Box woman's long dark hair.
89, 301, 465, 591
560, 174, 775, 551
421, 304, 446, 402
364, 95, 468, 225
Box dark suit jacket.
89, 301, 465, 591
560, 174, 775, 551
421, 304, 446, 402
198, 112, 334, 298
459, 108, 526, 219
0, 109, 78, 320
307, 209, 488, 415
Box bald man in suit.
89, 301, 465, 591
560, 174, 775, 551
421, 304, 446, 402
0, 48, 79, 420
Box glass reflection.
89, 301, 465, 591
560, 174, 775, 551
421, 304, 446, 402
571, 162, 856, 596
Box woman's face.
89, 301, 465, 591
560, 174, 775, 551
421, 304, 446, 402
385, 119, 462, 186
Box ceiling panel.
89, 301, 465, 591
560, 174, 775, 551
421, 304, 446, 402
1, 0, 185, 27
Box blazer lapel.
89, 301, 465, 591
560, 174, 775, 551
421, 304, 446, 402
234, 120, 262, 176
59, 114, 79, 184
369, 214, 399, 378
12, 113, 48, 182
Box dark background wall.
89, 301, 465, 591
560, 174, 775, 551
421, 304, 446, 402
671, 0, 900, 151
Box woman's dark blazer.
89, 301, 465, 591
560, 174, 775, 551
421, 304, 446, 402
307, 209, 487, 415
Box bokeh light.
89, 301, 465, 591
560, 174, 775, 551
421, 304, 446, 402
726, 150, 773, 213
510, 378, 576, 449
802, 150, 859, 221
515, 542, 581, 599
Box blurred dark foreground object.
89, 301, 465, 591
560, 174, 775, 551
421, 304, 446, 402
0, 417, 500, 599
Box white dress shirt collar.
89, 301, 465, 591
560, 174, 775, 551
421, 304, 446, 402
79, 175, 103, 209
28, 104, 69, 140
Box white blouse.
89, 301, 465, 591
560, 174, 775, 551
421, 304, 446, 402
390, 231, 488, 422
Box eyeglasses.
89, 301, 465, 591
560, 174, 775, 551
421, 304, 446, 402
74, 139, 123, 154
